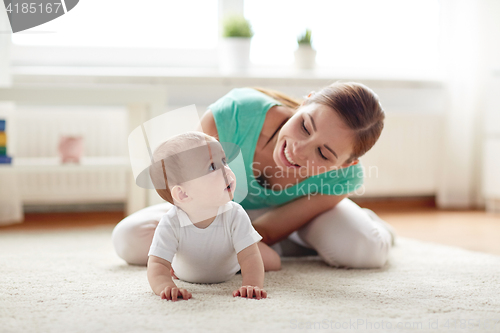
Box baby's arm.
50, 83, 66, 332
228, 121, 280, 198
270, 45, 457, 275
233, 243, 267, 299
257, 241, 281, 271
147, 255, 192, 301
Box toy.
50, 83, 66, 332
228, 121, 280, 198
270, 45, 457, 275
58, 136, 84, 164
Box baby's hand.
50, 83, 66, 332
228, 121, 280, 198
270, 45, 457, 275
233, 286, 267, 300
160, 286, 192, 301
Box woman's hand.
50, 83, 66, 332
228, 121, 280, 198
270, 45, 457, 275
233, 285, 267, 300
160, 286, 192, 301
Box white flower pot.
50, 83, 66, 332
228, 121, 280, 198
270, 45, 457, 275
219, 37, 252, 72
294, 45, 317, 70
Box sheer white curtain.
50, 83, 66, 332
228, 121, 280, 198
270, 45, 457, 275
437, 0, 500, 208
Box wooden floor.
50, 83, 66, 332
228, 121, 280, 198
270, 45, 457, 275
1, 197, 499, 256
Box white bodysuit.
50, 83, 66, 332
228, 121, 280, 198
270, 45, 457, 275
148, 201, 262, 284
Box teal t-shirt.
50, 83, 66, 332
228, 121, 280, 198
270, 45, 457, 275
209, 88, 364, 210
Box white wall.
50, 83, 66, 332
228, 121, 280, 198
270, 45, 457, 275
0, 4, 11, 87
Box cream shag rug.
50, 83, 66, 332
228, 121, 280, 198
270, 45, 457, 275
1, 226, 500, 333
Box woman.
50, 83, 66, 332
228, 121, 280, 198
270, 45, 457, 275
112, 82, 396, 269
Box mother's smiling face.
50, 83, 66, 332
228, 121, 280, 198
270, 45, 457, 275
272, 101, 359, 177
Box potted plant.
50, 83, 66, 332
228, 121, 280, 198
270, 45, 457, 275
219, 14, 254, 72
294, 29, 317, 70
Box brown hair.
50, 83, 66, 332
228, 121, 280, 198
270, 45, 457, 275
254, 82, 384, 165
253, 87, 303, 109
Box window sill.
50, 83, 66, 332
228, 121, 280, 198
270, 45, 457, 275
11, 66, 444, 88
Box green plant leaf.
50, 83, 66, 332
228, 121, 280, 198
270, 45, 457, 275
297, 28, 312, 45
222, 14, 254, 38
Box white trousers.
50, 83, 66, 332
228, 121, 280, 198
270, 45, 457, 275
111, 198, 395, 269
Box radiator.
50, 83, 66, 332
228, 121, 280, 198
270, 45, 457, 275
13, 106, 130, 205
15, 106, 128, 157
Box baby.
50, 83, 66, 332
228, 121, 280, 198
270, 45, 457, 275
147, 131, 280, 301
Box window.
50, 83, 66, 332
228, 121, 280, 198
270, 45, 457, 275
245, 0, 440, 76
12, 0, 218, 49
9, 0, 441, 77
10, 0, 219, 67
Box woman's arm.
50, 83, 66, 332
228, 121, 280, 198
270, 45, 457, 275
253, 193, 349, 245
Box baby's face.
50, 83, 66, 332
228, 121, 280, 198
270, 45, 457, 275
180, 140, 236, 207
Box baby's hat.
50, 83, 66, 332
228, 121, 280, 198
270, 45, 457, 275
128, 105, 248, 203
